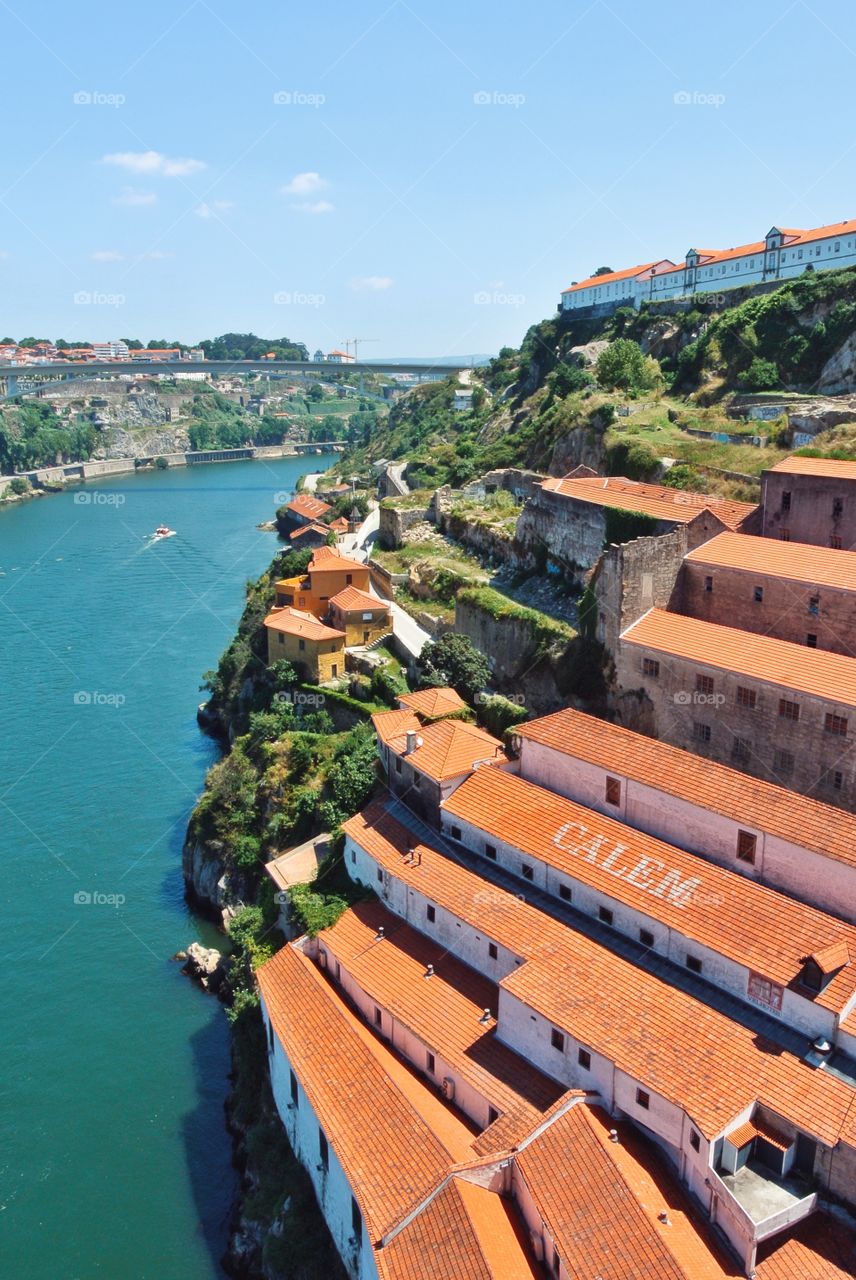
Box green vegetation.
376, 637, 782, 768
417, 632, 491, 702
456, 585, 576, 654
6, 475, 31, 496
476, 693, 528, 737
199, 332, 308, 361
595, 339, 662, 393
603, 506, 660, 547
0, 401, 96, 472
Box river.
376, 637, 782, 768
0, 455, 335, 1279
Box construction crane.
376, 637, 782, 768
341, 338, 379, 363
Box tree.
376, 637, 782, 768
592, 266, 614, 277
417, 633, 490, 704
595, 338, 661, 393
306, 383, 324, 403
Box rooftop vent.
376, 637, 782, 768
424, 964, 434, 979
813, 1036, 833, 1055
608, 1129, 619, 1143
479, 1007, 492, 1024
658, 1211, 671, 1226
375, 926, 385, 941
405, 730, 418, 755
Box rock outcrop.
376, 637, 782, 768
182, 941, 228, 994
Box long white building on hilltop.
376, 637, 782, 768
560, 219, 856, 314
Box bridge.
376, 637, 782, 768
0, 357, 473, 399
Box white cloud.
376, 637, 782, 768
113, 187, 157, 207
142, 250, 173, 260
91, 249, 124, 262
350, 275, 393, 291
281, 171, 327, 197
291, 200, 334, 215
102, 150, 205, 178
194, 200, 234, 219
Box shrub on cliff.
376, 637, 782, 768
596, 339, 661, 393
417, 633, 490, 703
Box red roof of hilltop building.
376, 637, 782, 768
288, 521, 330, 543
286, 493, 333, 522
766, 455, 856, 481
328, 585, 385, 613
386, 717, 506, 782
562, 260, 676, 294
514, 707, 856, 870
540, 475, 757, 531
621, 607, 856, 707
685, 530, 856, 591
263, 606, 344, 643
371, 708, 422, 746
398, 686, 467, 720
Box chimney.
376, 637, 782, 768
424, 964, 434, 978
479, 1007, 492, 1024
375, 926, 385, 941
405, 731, 418, 755
608, 1129, 619, 1143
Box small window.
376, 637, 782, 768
696, 674, 714, 696
806, 633, 817, 648
578, 1048, 591, 1070
427, 905, 436, 923
376, 868, 383, 883
686, 955, 703, 975
639, 928, 654, 948
780, 528, 791, 542
559, 884, 572, 902
550, 1028, 565, 1052
605, 776, 621, 806
831, 535, 843, 549
450, 825, 461, 841
704, 575, 713, 593
690, 1130, 701, 1152
809, 595, 820, 615
521, 863, 534, 882
598, 905, 614, 926
488, 942, 498, 960
426, 1051, 435, 1074
833, 497, 843, 518
299, 637, 306, 651
351, 1198, 362, 1243
642, 657, 660, 677
290, 1070, 299, 1108
737, 830, 757, 864
774, 748, 795, 776
485, 842, 497, 860
374, 1006, 382, 1027
693, 722, 711, 743
736, 685, 756, 710
267, 1019, 275, 1052
754, 586, 764, 603
833, 770, 844, 791
779, 698, 800, 722
350, 850, 356, 864
395, 757, 402, 774
732, 736, 751, 764
781, 491, 791, 512
826, 713, 848, 737
319, 1129, 329, 1171
636, 1089, 650, 1110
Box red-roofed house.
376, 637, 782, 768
263, 606, 345, 681
327, 585, 392, 646
761, 456, 856, 550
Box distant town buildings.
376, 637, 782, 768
561, 219, 856, 315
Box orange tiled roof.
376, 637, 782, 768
541, 475, 756, 531
561, 260, 674, 294
289, 521, 329, 542
388, 718, 506, 782
514, 707, 856, 871
811, 942, 850, 974
372, 708, 422, 747
398, 687, 467, 719
516, 1105, 736, 1280
767, 455, 856, 481
621, 607, 856, 706
441, 767, 856, 1010
319, 901, 565, 1129
328, 516, 350, 533
755, 1213, 856, 1280
287, 493, 333, 521
726, 1115, 791, 1153
685, 530, 856, 591
328, 585, 385, 612
308, 545, 365, 573
343, 803, 856, 1144
263, 605, 345, 643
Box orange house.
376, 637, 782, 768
275, 546, 371, 618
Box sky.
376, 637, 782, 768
1, 0, 855, 356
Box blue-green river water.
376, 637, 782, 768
0, 455, 334, 1279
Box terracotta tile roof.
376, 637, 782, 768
343, 802, 856, 1145
372, 708, 422, 747
308, 544, 365, 573
288, 521, 329, 542
811, 942, 851, 975
329, 517, 350, 533
541, 475, 756, 530
685, 530, 856, 591
561, 260, 673, 294
514, 707, 856, 872
256, 941, 458, 1240
328, 585, 386, 613
726, 1115, 791, 1152
785, 219, 856, 250
388, 718, 507, 782
442, 767, 856, 1011
621, 607, 856, 706
399, 687, 468, 719
755, 1213, 856, 1280
286, 493, 332, 521
318, 901, 565, 1128
263, 605, 345, 643
767, 455, 856, 481
516, 1105, 737, 1280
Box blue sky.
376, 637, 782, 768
1, 0, 854, 355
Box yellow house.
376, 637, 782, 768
327, 586, 392, 647
275, 546, 372, 618
264, 606, 346, 682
